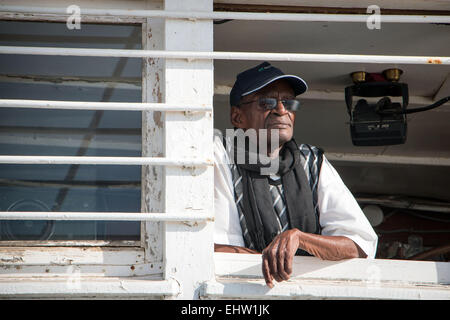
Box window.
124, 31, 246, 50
0, 21, 142, 243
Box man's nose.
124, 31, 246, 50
272, 99, 288, 115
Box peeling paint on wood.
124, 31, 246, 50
0, 12, 145, 24
141, 16, 165, 266
0, 277, 178, 299
1, 256, 24, 263
0, 247, 145, 266
0, 240, 140, 247
152, 111, 163, 128
162, 0, 215, 300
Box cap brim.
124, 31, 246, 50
242, 75, 308, 97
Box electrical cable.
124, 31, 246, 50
378, 95, 450, 115
403, 95, 450, 114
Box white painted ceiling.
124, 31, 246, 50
213, 19, 450, 154
215, 0, 450, 11
214, 20, 450, 96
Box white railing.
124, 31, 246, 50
1, 6, 450, 24
0, 46, 449, 65
0, 99, 211, 111
0, 155, 211, 166
0, 212, 213, 222
207, 253, 450, 300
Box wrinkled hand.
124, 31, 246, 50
261, 228, 301, 288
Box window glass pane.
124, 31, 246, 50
0, 21, 142, 241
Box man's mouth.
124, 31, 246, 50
266, 121, 291, 128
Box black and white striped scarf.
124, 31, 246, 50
227, 137, 323, 253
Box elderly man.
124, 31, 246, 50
214, 62, 378, 288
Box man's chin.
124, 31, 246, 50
269, 130, 293, 148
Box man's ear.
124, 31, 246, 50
230, 106, 243, 128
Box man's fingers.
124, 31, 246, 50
262, 230, 301, 287
268, 244, 283, 283
284, 240, 296, 275
276, 238, 290, 281
262, 253, 274, 288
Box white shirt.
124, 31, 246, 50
213, 132, 378, 258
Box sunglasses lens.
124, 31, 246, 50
258, 98, 300, 111
259, 98, 278, 110
284, 99, 300, 111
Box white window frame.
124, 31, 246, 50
0, 0, 449, 300
0, 0, 215, 299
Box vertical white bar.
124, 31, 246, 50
163, 0, 214, 299
141, 0, 165, 274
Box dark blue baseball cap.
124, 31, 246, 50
229, 62, 308, 107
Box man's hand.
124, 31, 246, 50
261, 229, 301, 288
261, 228, 367, 288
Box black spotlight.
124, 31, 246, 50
345, 71, 409, 146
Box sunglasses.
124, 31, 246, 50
239, 97, 300, 111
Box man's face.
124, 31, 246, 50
231, 79, 296, 147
